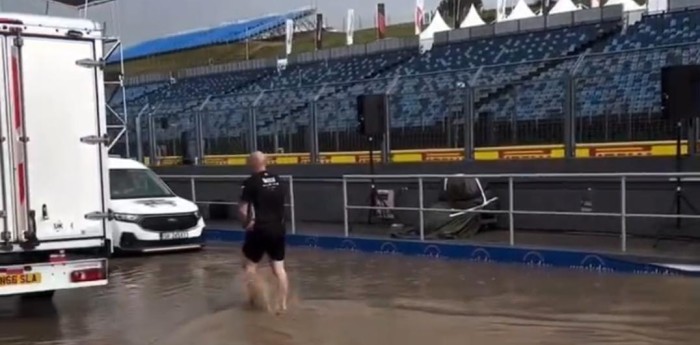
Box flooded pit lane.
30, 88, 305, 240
1, 246, 700, 345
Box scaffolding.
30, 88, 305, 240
77, 0, 129, 157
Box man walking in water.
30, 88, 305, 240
238, 151, 289, 313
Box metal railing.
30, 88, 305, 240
158, 172, 700, 254
342, 172, 700, 252
159, 175, 296, 234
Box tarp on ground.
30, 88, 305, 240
504, 0, 537, 21
108, 6, 315, 63
549, 0, 579, 14
459, 4, 486, 28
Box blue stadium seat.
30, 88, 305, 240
113, 8, 700, 152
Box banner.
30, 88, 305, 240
376, 3, 386, 39
415, 0, 424, 35
315, 13, 323, 50
346, 9, 355, 46
285, 19, 293, 55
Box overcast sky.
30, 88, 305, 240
1, 0, 533, 47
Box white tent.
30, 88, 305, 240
504, 0, 537, 21
459, 4, 486, 28
549, 0, 579, 14
605, 0, 645, 12
419, 11, 451, 40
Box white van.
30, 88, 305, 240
107, 157, 204, 253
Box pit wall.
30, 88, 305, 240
156, 156, 700, 238
204, 229, 697, 277
150, 140, 685, 166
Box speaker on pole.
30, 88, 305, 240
662, 65, 700, 120
181, 131, 194, 165
356, 94, 386, 137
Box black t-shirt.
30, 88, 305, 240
240, 171, 286, 231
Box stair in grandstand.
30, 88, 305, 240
222, 70, 274, 97
473, 22, 622, 115
125, 83, 171, 107
268, 51, 414, 129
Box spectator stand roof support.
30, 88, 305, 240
106, 7, 316, 63
53, 0, 130, 156
264, 13, 318, 41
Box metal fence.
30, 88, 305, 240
160, 172, 700, 254
160, 174, 296, 235
121, 42, 700, 162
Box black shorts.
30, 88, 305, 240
242, 227, 286, 263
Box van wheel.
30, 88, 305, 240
20, 290, 55, 300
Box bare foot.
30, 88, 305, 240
278, 301, 288, 314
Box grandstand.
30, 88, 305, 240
109, 2, 700, 165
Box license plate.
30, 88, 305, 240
161, 231, 189, 240
0, 273, 42, 287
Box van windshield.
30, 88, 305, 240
110, 168, 174, 200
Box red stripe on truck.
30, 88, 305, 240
17, 162, 24, 203
11, 56, 21, 129
10, 53, 25, 206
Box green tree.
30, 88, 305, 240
437, 0, 484, 28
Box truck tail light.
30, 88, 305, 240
0, 19, 23, 25
70, 267, 105, 283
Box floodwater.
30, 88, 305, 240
1, 246, 700, 345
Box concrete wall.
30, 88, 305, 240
156, 157, 700, 238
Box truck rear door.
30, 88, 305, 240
6, 34, 108, 244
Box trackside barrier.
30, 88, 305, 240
342, 173, 700, 253
159, 175, 296, 235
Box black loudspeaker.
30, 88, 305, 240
180, 131, 194, 165
662, 65, 700, 120
356, 94, 387, 137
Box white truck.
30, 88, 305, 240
0, 13, 110, 299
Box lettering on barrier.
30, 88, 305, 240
378, 242, 398, 255
422, 245, 441, 258
304, 237, 319, 248
569, 254, 615, 273
522, 251, 547, 267
340, 239, 357, 251
470, 248, 491, 262
632, 269, 677, 276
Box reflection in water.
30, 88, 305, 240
0, 298, 62, 343
0, 247, 699, 345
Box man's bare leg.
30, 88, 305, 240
270, 260, 289, 313
243, 259, 258, 307
243, 258, 271, 311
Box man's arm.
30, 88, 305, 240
238, 179, 255, 230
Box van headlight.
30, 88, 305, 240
112, 213, 141, 223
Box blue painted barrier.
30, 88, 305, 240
204, 229, 698, 277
